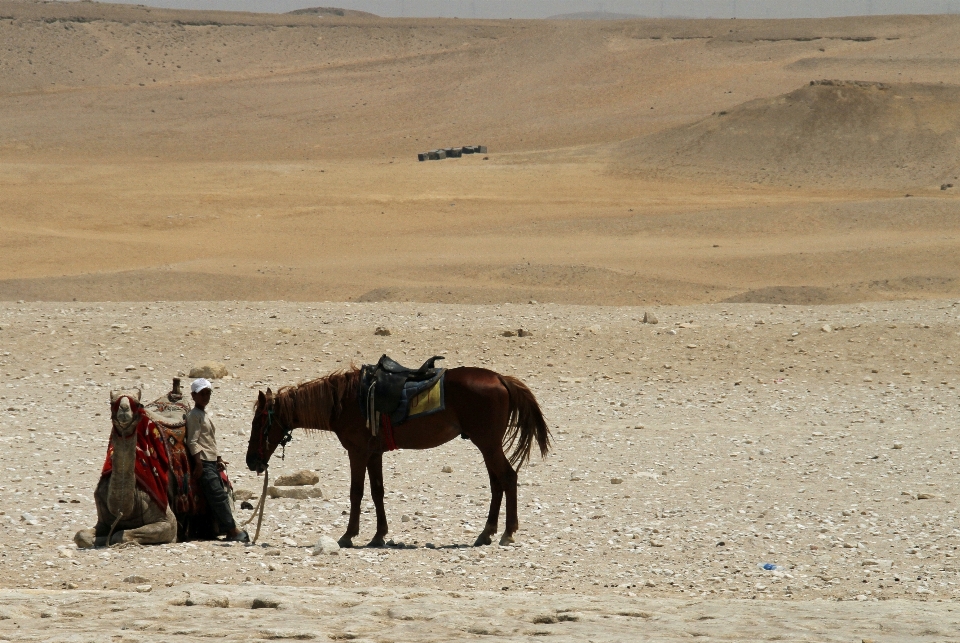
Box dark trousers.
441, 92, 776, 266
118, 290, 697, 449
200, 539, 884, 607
199, 461, 236, 532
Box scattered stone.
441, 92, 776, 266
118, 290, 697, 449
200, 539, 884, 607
39, 609, 57, 618
234, 489, 257, 501
643, 312, 658, 325
267, 486, 324, 499
441, 465, 454, 473
274, 470, 320, 486
21, 512, 38, 525
282, 537, 298, 547
633, 424, 645, 430
251, 596, 282, 609
893, 442, 904, 449
502, 330, 517, 337
123, 575, 149, 583
375, 327, 391, 336
917, 493, 934, 500
65, 582, 78, 590
313, 535, 340, 556
278, 327, 293, 335
821, 324, 832, 333
135, 585, 152, 593
57, 548, 73, 559
610, 477, 623, 484
401, 514, 411, 522
569, 472, 582, 481
188, 362, 229, 379
517, 329, 532, 337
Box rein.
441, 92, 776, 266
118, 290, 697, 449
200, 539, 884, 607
240, 469, 269, 544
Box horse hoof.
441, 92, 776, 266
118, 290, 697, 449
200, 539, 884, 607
367, 537, 386, 548
498, 534, 515, 546
337, 537, 354, 548
473, 534, 492, 547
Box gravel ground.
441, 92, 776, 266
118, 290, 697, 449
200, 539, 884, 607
1, 300, 959, 609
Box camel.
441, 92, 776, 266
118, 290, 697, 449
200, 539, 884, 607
74, 389, 177, 547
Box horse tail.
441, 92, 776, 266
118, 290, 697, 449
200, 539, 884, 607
498, 375, 551, 470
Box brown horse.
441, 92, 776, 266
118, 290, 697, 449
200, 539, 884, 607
245, 366, 550, 547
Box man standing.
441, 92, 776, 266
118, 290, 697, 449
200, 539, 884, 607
187, 378, 249, 543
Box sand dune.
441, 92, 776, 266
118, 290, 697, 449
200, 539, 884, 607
619, 80, 960, 189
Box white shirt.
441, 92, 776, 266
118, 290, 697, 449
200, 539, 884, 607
186, 407, 219, 462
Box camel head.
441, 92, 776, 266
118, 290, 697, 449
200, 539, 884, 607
110, 388, 142, 437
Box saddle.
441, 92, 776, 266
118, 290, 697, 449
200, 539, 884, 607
359, 355, 445, 430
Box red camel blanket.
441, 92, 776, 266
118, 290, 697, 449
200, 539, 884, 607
101, 413, 171, 512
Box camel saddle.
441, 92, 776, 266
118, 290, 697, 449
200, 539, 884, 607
359, 355, 445, 429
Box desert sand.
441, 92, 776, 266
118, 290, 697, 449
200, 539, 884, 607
2, 1, 960, 640
1, 2, 960, 304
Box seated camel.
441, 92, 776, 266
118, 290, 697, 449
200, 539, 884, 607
75, 389, 178, 547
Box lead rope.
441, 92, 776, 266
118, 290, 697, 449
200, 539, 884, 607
240, 469, 269, 544
105, 511, 123, 547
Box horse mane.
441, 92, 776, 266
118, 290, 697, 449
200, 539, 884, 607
275, 367, 360, 432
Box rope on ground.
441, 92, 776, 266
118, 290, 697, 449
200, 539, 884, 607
240, 470, 269, 544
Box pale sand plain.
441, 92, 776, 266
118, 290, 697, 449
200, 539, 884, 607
2, 301, 960, 641
2, 1, 960, 640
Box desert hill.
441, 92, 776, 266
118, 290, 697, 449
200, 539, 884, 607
618, 80, 960, 190
1, 2, 960, 304
287, 6, 379, 18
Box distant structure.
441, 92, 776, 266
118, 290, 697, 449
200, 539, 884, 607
418, 145, 487, 161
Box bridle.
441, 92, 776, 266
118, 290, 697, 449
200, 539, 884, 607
256, 399, 295, 464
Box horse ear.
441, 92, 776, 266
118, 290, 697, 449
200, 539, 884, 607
109, 390, 116, 401
135, 389, 142, 401
266, 387, 273, 398
257, 390, 266, 407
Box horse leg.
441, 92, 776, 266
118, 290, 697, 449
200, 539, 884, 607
474, 466, 503, 546
481, 447, 520, 545
339, 451, 367, 548
366, 453, 388, 547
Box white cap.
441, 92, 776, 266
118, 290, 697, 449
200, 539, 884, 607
191, 378, 212, 394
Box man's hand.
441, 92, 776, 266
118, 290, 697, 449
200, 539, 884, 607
217, 457, 228, 472
192, 455, 203, 480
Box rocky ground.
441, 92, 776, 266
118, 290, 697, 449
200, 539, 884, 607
1, 300, 959, 640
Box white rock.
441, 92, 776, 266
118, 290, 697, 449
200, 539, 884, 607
267, 486, 324, 500
21, 512, 38, 525
313, 535, 340, 556
569, 472, 582, 481
189, 362, 229, 379
282, 537, 298, 547
135, 585, 152, 593
401, 514, 411, 522
441, 465, 454, 473
610, 477, 623, 484
274, 470, 319, 486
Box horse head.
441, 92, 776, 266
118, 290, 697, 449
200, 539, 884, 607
110, 389, 142, 437
246, 388, 292, 473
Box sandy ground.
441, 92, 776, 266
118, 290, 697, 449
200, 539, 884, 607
1, 4, 960, 305
3, 2, 960, 639
1, 300, 959, 640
